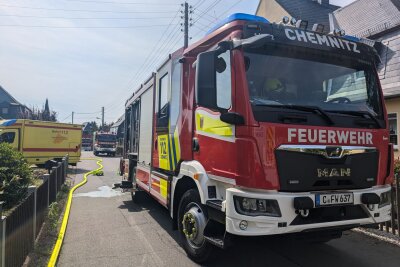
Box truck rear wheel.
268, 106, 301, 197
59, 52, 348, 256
177, 189, 214, 263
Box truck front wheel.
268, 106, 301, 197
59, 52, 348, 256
177, 189, 213, 263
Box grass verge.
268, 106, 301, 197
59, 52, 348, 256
24, 176, 73, 267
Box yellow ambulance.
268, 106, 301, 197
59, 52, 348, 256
0, 119, 82, 166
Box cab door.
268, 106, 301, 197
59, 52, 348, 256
193, 49, 237, 181
0, 129, 20, 150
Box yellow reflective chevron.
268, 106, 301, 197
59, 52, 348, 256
160, 179, 168, 199
195, 109, 235, 142
158, 134, 170, 170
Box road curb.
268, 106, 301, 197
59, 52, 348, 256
352, 228, 400, 247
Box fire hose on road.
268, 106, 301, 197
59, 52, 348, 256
47, 158, 103, 267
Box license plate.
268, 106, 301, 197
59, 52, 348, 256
315, 193, 354, 207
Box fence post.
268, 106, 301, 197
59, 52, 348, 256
28, 186, 37, 243
52, 166, 58, 195
396, 173, 399, 237
0, 202, 6, 267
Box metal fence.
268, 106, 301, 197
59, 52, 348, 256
0, 156, 69, 267
379, 173, 400, 236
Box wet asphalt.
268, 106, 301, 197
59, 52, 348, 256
57, 152, 400, 267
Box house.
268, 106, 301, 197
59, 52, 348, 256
331, 0, 400, 155
0, 85, 31, 119
256, 0, 340, 33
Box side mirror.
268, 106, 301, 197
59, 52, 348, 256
196, 50, 217, 110
220, 112, 245, 125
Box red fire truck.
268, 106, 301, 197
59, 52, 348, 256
118, 13, 393, 262
93, 131, 117, 156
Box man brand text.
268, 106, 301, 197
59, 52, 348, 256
288, 128, 373, 145
284, 28, 360, 53
317, 168, 351, 178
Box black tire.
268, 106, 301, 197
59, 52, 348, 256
177, 189, 214, 263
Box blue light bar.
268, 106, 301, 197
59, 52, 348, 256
343, 35, 360, 42
0, 119, 17, 126
206, 13, 269, 35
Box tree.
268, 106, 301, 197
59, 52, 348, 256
99, 122, 113, 132
30, 99, 57, 122
0, 143, 33, 209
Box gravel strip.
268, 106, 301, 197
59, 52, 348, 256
352, 227, 400, 247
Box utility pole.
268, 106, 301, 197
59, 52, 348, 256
101, 107, 104, 129
181, 2, 192, 48
72, 112, 74, 124
184, 2, 189, 48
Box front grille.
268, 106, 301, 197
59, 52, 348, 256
275, 149, 378, 192
290, 205, 369, 225
100, 144, 114, 148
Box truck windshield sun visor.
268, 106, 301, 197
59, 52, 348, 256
244, 45, 384, 128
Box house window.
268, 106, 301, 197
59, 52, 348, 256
2, 107, 8, 114
388, 113, 398, 146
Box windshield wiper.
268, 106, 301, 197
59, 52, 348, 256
256, 104, 335, 125
326, 110, 382, 128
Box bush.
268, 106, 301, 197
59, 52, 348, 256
48, 202, 60, 230
394, 158, 400, 176
0, 143, 33, 209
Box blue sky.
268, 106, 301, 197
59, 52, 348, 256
0, 0, 354, 124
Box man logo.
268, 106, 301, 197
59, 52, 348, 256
325, 146, 343, 158
317, 168, 351, 177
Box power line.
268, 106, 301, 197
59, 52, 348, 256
103, 21, 181, 111
61, 114, 72, 121
65, 0, 179, 5
0, 3, 177, 14
0, 24, 172, 28
0, 14, 177, 20
102, 8, 181, 110
191, 0, 242, 40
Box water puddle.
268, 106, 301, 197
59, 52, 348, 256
74, 185, 123, 198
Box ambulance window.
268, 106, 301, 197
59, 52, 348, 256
0, 132, 15, 143
159, 73, 169, 112
216, 50, 232, 110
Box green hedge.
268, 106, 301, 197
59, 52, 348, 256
0, 143, 33, 209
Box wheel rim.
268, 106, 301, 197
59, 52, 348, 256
182, 203, 207, 249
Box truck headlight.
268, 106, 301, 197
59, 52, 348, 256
233, 196, 281, 217
379, 191, 391, 208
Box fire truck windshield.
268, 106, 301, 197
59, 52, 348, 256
96, 134, 116, 142
244, 47, 384, 126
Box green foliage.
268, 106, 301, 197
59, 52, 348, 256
48, 202, 60, 230
0, 143, 33, 209
394, 158, 400, 175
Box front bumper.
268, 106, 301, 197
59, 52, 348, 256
95, 147, 116, 153
225, 185, 391, 236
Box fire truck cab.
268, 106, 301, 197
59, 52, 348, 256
119, 14, 393, 262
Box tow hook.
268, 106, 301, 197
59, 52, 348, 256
298, 209, 310, 217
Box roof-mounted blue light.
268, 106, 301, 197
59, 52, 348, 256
206, 13, 269, 35
343, 35, 360, 42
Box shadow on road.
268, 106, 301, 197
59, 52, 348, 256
116, 192, 370, 267
116, 190, 400, 267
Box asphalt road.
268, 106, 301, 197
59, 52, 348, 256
58, 151, 400, 267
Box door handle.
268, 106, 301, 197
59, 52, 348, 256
193, 137, 199, 152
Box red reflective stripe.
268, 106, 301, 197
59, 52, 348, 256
23, 148, 78, 152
